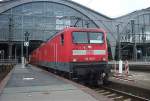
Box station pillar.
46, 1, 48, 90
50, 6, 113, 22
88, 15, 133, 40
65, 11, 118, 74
119, 60, 123, 74
8, 43, 13, 59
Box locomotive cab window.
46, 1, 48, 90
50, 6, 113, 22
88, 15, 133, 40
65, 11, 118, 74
72, 32, 104, 44
61, 34, 64, 45
72, 32, 88, 43
89, 32, 104, 43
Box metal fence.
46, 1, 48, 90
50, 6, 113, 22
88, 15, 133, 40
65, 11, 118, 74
0, 59, 18, 65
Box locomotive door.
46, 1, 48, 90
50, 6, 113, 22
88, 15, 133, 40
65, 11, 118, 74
54, 43, 58, 68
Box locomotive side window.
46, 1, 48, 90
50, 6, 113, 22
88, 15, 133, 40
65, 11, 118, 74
61, 34, 64, 45
72, 32, 88, 43
72, 32, 104, 44
89, 32, 104, 43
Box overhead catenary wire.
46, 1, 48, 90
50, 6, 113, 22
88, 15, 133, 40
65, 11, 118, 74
0, 11, 150, 44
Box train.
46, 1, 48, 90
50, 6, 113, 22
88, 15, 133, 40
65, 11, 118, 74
30, 27, 110, 85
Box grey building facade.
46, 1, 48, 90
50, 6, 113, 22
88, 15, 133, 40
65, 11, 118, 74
0, 0, 149, 61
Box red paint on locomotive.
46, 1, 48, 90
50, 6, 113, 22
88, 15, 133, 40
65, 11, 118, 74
30, 27, 108, 63
30, 27, 109, 85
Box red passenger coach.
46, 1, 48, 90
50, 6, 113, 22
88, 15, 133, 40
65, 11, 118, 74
30, 27, 110, 85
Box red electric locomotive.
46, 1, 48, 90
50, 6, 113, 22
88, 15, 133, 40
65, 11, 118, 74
30, 27, 110, 85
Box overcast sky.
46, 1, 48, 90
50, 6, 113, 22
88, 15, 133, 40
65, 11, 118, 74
72, 0, 150, 18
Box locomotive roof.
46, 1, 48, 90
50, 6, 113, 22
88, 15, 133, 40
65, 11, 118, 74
47, 27, 105, 41
64, 27, 104, 32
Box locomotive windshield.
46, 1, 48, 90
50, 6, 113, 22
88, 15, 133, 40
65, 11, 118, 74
72, 32, 104, 44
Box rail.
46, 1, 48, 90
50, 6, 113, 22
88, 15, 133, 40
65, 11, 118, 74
90, 83, 150, 101
101, 86, 150, 101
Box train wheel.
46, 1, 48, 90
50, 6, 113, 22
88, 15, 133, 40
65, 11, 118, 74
103, 73, 109, 85
69, 73, 73, 80
97, 72, 109, 85
97, 73, 103, 85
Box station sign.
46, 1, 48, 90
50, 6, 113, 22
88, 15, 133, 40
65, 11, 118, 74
24, 42, 29, 46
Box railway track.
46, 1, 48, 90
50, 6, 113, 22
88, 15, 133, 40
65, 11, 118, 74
92, 86, 150, 101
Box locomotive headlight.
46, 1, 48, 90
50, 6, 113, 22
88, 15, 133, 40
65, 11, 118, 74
88, 45, 92, 49
102, 57, 106, 61
102, 73, 106, 77
73, 58, 77, 62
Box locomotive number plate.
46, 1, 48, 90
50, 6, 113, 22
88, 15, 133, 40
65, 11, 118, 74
86, 50, 94, 55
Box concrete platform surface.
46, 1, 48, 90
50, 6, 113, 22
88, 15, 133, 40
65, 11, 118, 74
0, 64, 100, 101
110, 70, 150, 90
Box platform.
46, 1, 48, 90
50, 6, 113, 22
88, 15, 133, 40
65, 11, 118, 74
110, 70, 150, 90
108, 61, 150, 71
0, 64, 111, 101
